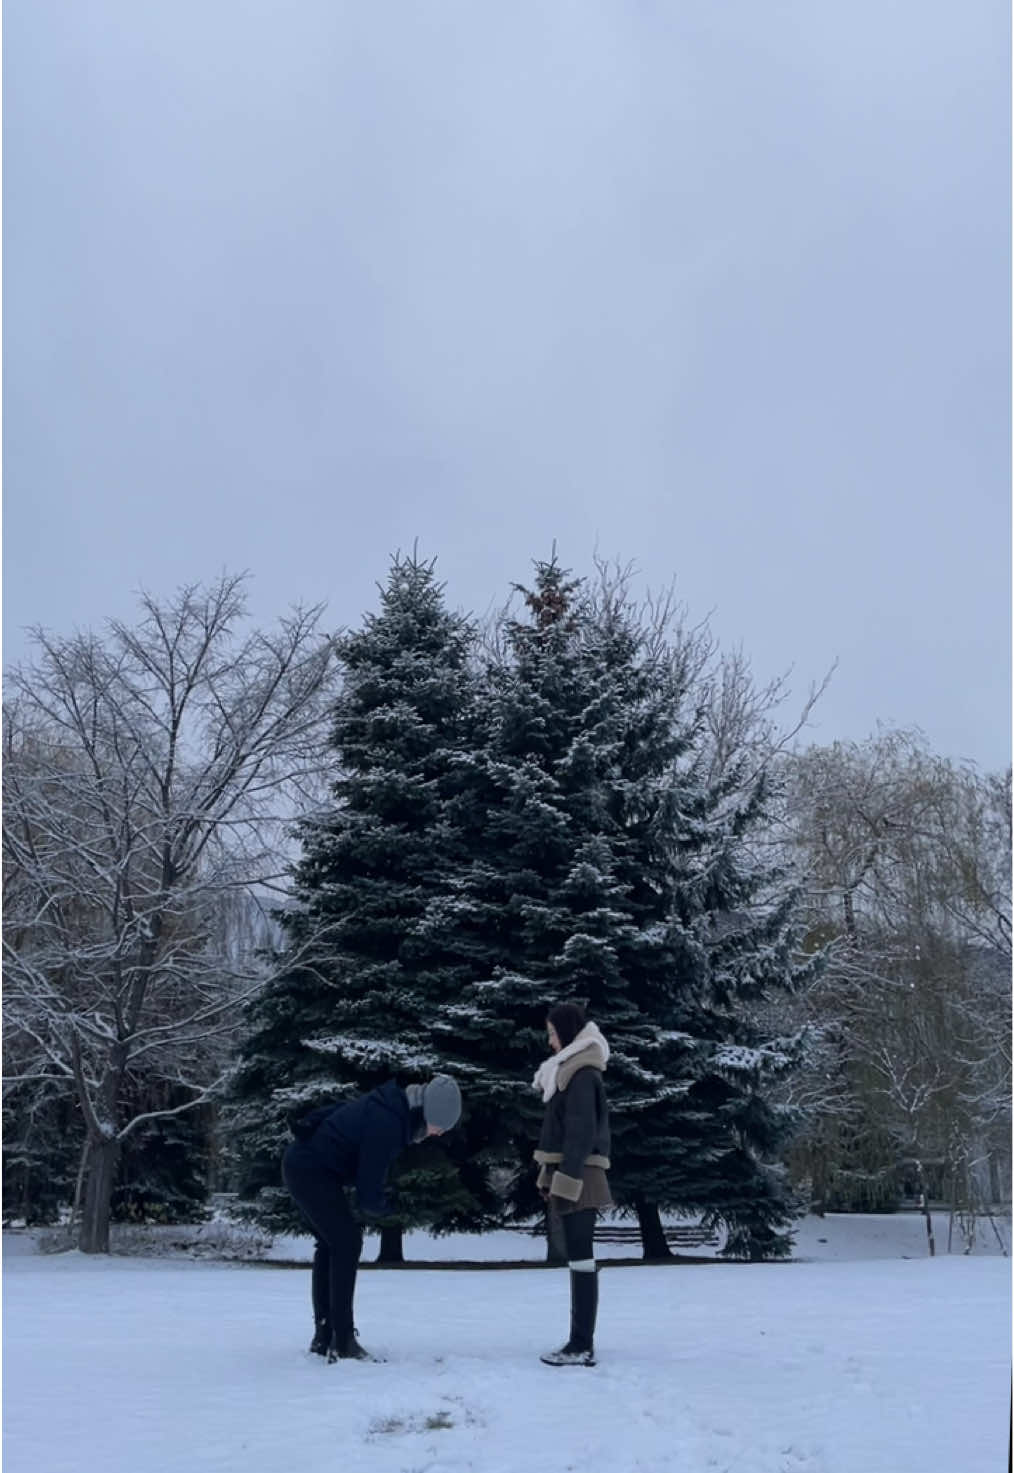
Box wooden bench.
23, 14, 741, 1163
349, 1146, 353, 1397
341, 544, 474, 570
593, 1224, 720, 1249
507, 1222, 721, 1250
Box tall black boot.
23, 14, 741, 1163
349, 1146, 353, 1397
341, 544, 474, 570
328, 1253, 359, 1355
309, 1241, 331, 1355
540, 1269, 598, 1366
325, 1236, 382, 1361
572, 1268, 598, 1351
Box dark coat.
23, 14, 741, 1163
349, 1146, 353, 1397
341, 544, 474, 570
535, 1064, 611, 1202
288, 1080, 411, 1218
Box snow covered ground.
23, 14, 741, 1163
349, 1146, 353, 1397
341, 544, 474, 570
4, 1230, 1009, 1473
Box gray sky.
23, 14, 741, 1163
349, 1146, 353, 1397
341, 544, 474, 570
5, 1, 1010, 769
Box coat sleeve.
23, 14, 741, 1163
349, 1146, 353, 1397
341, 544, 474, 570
550, 1070, 598, 1203
354, 1110, 400, 1218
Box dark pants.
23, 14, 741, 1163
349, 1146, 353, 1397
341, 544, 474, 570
548, 1204, 597, 1264
282, 1144, 363, 1342
560, 1208, 596, 1263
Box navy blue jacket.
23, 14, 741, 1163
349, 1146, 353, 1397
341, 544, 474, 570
291, 1081, 412, 1218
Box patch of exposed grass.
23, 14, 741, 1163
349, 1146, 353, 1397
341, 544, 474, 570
368, 1416, 407, 1436
424, 1411, 455, 1430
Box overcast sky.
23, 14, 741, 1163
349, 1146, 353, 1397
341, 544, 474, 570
4, 1, 1010, 769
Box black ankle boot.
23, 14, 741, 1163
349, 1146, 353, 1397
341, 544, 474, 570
327, 1327, 375, 1362
309, 1320, 331, 1356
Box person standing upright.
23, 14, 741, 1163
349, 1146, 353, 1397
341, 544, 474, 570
532, 1000, 612, 1366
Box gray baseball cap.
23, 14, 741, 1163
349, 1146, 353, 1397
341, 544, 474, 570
422, 1074, 462, 1130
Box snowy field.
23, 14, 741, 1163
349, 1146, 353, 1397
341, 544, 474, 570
4, 1226, 1009, 1473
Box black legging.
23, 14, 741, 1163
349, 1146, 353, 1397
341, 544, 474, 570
282, 1144, 364, 1341
559, 1207, 597, 1264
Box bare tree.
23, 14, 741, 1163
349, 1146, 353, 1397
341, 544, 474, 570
778, 730, 1012, 1240
701, 646, 837, 790
2, 576, 336, 1251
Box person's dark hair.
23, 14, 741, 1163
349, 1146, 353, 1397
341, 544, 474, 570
547, 1000, 587, 1049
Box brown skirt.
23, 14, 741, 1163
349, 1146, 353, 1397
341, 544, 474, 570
538, 1163, 614, 1215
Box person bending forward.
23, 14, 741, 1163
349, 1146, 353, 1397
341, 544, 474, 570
283, 1074, 461, 1361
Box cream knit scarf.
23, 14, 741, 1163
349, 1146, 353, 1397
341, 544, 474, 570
532, 1021, 610, 1103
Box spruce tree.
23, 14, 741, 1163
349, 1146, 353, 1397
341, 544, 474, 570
112, 1103, 212, 1224
429, 559, 809, 1258
608, 752, 810, 1261
422, 559, 655, 1229
582, 578, 812, 1259
227, 554, 496, 1249
420, 563, 604, 1210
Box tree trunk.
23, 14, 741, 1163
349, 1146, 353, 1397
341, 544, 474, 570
842, 888, 858, 945
915, 1160, 935, 1258
71, 1137, 89, 1228
811, 1140, 829, 1216
634, 1195, 672, 1259
376, 1224, 404, 1263
989, 1153, 1002, 1205
78, 1136, 121, 1253
920, 1193, 936, 1257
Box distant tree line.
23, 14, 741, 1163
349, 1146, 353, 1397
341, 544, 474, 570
4, 559, 1009, 1258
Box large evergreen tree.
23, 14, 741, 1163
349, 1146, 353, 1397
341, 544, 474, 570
417, 560, 620, 1230
427, 559, 809, 1258
227, 555, 497, 1251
